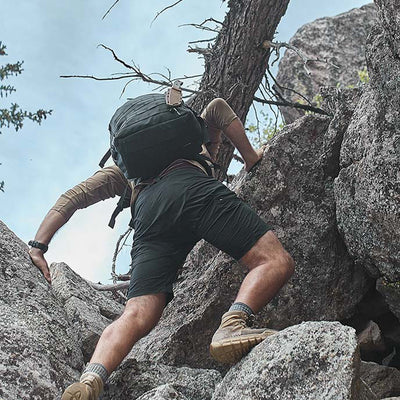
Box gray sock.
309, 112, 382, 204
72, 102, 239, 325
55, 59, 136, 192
229, 302, 254, 316
82, 363, 109, 384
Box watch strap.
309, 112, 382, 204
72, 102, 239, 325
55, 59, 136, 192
28, 240, 48, 253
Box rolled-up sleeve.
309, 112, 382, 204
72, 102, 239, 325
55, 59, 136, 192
201, 98, 238, 131
51, 165, 128, 221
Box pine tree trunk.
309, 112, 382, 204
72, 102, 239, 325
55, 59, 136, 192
189, 0, 290, 179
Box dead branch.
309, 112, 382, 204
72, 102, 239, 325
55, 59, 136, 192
188, 37, 217, 45
102, 0, 120, 20
251, 102, 262, 144
180, 17, 224, 31
61, 44, 202, 96
114, 273, 131, 281
202, 18, 224, 26
266, 67, 312, 106
179, 23, 220, 33
60, 74, 131, 82
88, 281, 130, 291
262, 40, 340, 75
253, 96, 331, 116
111, 227, 133, 283
258, 76, 281, 125
152, 0, 184, 26
99, 43, 137, 70
175, 73, 203, 81
187, 46, 213, 56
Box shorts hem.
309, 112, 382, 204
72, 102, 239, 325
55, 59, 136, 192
231, 224, 272, 260
126, 289, 174, 306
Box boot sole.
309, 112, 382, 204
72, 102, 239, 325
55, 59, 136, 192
61, 382, 89, 400
210, 330, 276, 364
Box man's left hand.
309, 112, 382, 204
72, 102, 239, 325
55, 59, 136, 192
29, 248, 51, 283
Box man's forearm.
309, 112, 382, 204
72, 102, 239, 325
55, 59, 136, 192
223, 119, 260, 171
33, 210, 68, 245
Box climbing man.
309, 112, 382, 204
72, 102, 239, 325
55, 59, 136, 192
29, 94, 294, 400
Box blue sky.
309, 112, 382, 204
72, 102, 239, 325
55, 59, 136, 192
1, 0, 370, 283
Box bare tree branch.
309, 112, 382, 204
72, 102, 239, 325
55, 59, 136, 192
262, 40, 340, 75
251, 101, 262, 143
61, 44, 203, 96
253, 96, 331, 116
257, 75, 281, 130
151, 0, 185, 26
187, 46, 213, 56
60, 74, 127, 81
98, 44, 135, 70
102, 0, 121, 20
88, 281, 130, 291
188, 37, 217, 45
111, 227, 133, 283
266, 66, 312, 106
113, 273, 131, 281
202, 18, 224, 26
179, 23, 221, 33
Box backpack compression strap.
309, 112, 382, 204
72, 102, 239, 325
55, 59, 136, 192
99, 149, 111, 168
108, 185, 131, 228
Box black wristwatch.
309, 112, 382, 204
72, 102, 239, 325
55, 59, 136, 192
28, 240, 48, 253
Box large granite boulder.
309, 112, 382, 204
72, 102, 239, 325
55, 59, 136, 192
0, 221, 83, 399
135, 384, 188, 400
50, 262, 124, 361
334, 0, 400, 319
275, 3, 378, 124
212, 322, 368, 400
361, 361, 400, 398
103, 359, 221, 400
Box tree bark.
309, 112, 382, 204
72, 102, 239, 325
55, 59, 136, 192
189, 0, 291, 179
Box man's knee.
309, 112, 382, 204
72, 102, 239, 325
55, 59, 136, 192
240, 231, 295, 277
278, 248, 295, 280
121, 293, 166, 336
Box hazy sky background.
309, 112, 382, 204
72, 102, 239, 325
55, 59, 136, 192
1, 0, 370, 284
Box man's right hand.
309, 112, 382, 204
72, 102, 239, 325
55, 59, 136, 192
29, 248, 51, 283
245, 145, 266, 172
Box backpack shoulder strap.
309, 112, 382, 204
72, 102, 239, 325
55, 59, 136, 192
192, 154, 220, 177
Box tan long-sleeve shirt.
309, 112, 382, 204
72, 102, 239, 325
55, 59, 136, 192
51, 98, 238, 221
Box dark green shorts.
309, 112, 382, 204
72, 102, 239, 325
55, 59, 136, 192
127, 167, 271, 303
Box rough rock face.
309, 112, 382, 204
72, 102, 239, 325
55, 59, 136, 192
276, 3, 378, 124
212, 322, 365, 400
135, 384, 188, 400
334, 0, 400, 319
0, 221, 83, 399
50, 262, 124, 361
104, 359, 221, 400
361, 361, 400, 398
0, 219, 222, 400
134, 105, 372, 369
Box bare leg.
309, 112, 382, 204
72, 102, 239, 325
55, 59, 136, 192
236, 231, 294, 313
90, 293, 166, 373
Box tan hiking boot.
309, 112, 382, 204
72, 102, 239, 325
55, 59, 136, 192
61, 373, 103, 400
210, 310, 276, 364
